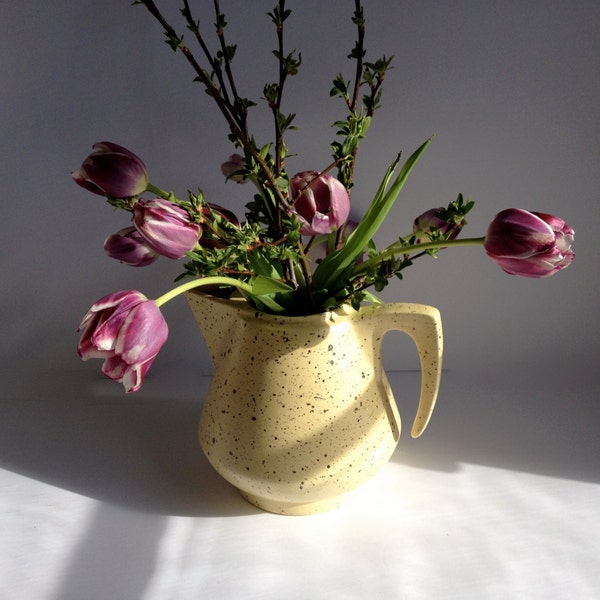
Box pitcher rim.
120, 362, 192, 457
185, 289, 439, 325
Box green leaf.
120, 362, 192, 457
312, 137, 432, 292
245, 292, 288, 314
251, 275, 293, 296
259, 143, 272, 159
361, 290, 384, 305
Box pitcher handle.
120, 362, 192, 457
370, 303, 443, 438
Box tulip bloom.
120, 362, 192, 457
413, 208, 464, 243
133, 198, 201, 259
220, 153, 247, 183
104, 226, 159, 267
484, 208, 575, 278
290, 171, 351, 236
77, 291, 168, 392
72, 141, 149, 198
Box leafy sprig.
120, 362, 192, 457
129, 1, 475, 315
329, 1, 394, 195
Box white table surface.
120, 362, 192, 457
2, 363, 599, 600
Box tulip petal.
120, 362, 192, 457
485, 209, 555, 258
121, 358, 156, 393
104, 227, 159, 267
133, 199, 201, 259
115, 301, 168, 364
310, 213, 336, 235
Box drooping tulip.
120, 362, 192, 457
484, 208, 575, 278
104, 226, 159, 267
77, 290, 168, 392
133, 198, 201, 259
290, 171, 351, 236
72, 141, 149, 198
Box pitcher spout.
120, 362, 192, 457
185, 291, 249, 365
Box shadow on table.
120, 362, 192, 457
1, 358, 261, 518
2, 357, 599, 521
389, 367, 600, 484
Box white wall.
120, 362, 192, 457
2, 0, 598, 386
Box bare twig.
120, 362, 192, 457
349, 0, 365, 113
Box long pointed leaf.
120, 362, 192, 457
312, 137, 432, 291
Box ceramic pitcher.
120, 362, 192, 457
186, 291, 443, 515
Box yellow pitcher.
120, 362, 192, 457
187, 291, 443, 515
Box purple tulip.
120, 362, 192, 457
413, 207, 464, 243
290, 171, 351, 236
104, 226, 159, 267
484, 208, 575, 278
309, 218, 360, 261
133, 198, 201, 259
72, 141, 149, 198
220, 153, 247, 183
77, 290, 168, 392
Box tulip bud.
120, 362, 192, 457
484, 208, 575, 278
77, 290, 168, 392
413, 207, 464, 243
72, 141, 149, 198
290, 171, 351, 236
104, 226, 159, 267
199, 203, 241, 249
220, 154, 247, 183
133, 198, 201, 259
203, 203, 240, 227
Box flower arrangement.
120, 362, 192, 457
75, 1, 574, 392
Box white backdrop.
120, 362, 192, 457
2, 0, 598, 376
2, 2, 599, 599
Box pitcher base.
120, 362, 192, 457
238, 490, 351, 516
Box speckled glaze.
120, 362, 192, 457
186, 291, 443, 515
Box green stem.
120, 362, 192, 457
145, 182, 171, 200
155, 276, 254, 307
352, 236, 486, 277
